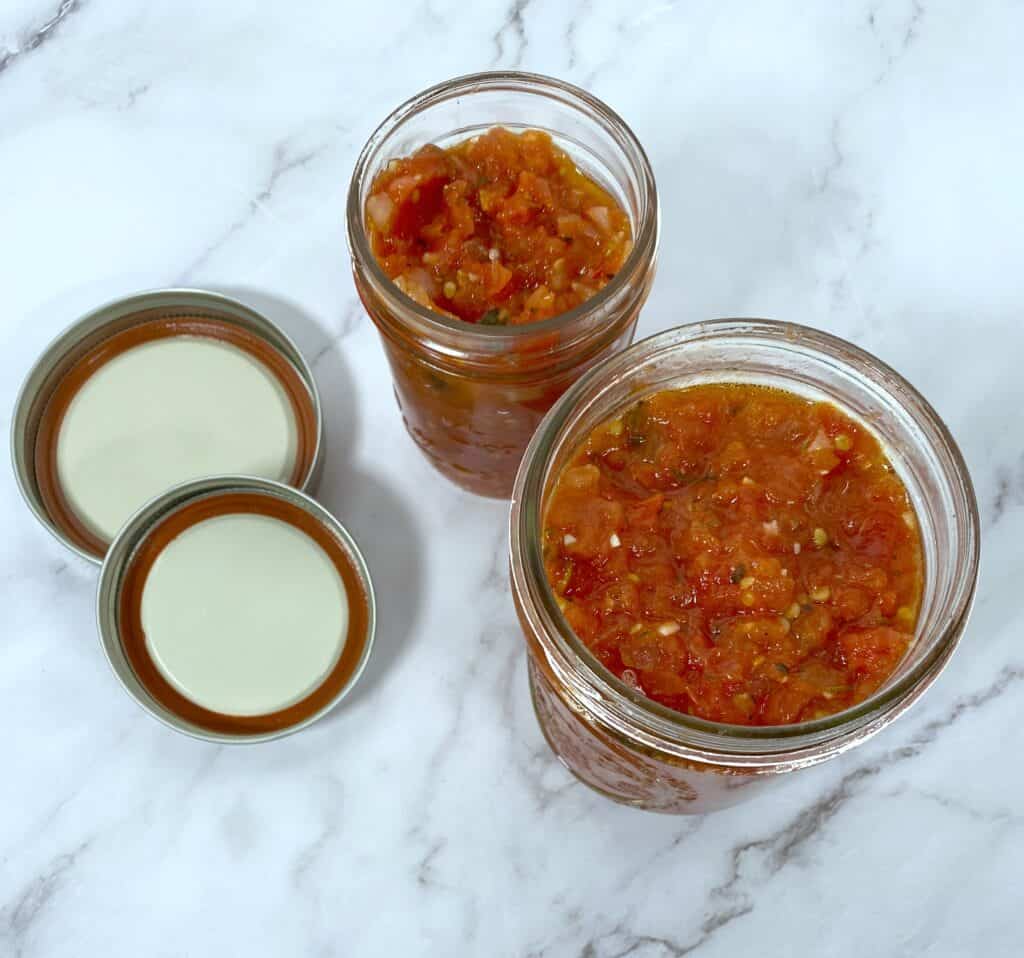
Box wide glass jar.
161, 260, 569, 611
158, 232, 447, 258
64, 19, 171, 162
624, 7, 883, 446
510, 320, 980, 813
347, 72, 659, 498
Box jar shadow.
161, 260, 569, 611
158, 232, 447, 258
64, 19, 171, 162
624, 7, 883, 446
214, 285, 425, 712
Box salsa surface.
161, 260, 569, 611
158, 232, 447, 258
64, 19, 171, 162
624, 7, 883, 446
365, 127, 632, 326
543, 384, 924, 726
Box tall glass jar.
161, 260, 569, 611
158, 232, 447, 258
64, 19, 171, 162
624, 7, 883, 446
509, 320, 980, 813
347, 72, 659, 498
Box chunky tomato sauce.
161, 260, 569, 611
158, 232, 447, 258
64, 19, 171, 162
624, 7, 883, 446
543, 384, 924, 726
365, 127, 632, 325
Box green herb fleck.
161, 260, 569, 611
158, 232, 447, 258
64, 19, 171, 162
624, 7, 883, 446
557, 559, 575, 593
775, 663, 790, 675
479, 308, 508, 326
624, 400, 649, 447
730, 564, 746, 585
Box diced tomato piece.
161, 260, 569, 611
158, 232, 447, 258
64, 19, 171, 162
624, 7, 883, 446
839, 626, 909, 677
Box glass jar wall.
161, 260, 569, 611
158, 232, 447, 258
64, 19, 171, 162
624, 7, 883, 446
347, 72, 659, 498
510, 320, 980, 812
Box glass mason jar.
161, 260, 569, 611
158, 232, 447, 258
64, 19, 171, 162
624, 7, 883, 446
509, 320, 980, 813
346, 72, 659, 498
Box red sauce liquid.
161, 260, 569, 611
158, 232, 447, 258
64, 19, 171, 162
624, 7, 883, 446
543, 384, 924, 726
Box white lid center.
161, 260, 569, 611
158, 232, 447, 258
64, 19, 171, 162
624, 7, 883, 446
140, 512, 348, 716
57, 335, 299, 541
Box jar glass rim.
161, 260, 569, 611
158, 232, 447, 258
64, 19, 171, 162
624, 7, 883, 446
510, 318, 981, 754
345, 70, 659, 344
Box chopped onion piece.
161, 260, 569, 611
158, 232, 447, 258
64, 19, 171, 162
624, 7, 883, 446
586, 205, 612, 232
366, 193, 395, 232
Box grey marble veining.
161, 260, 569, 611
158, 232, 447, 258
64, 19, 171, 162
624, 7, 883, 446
2, 1, 1022, 955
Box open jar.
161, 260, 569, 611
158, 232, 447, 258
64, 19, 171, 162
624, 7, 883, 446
346, 71, 659, 498
509, 320, 980, 813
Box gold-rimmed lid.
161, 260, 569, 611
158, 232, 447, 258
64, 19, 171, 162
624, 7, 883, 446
96, 475, 376, 743
11, 288, 324, 562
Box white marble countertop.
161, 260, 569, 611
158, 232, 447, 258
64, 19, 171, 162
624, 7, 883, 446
2, 2, 1022, 955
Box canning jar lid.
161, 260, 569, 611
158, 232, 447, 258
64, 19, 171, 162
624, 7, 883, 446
11, 288, 323, 563
96, 476, 377, 743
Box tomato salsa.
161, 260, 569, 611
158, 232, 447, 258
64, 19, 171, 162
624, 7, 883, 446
543, 383, 924, 726
365, 127, 632, 326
